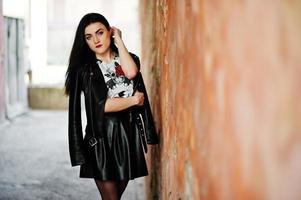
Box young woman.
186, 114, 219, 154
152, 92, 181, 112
65, 13, 158, 200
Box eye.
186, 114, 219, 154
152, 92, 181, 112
85, 36, 91, 40
97, 31, 103, 36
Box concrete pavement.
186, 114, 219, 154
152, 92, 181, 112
0, 110, 145, 200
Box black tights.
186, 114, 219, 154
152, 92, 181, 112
94, 179, 129, 200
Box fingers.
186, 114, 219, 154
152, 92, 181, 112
134, 91, 142, 96
137, 92, 144, 100
133, 91, 144, 106
140, 94, 145, 106
138, 97, 144, 106
110, 26, 122, 38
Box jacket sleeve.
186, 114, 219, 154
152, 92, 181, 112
68, 70, 85, 166
130, 53, 159, 144
138, 73, 159, 144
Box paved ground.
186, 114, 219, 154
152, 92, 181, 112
0, 110, 145, 200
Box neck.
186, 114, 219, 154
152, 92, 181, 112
95, 49, 113, 63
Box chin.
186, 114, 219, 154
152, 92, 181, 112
95, 47, 110, 55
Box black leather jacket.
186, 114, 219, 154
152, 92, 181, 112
68, 53, 159, 166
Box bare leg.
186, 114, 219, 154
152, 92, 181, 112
94, 179, 119, 200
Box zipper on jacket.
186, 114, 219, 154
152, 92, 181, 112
88, 67, 97, 147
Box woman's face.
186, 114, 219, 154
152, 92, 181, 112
84, 22, 112, 56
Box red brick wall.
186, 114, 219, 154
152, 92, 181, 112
140, 1, 301, 199
0, 0, 5, 124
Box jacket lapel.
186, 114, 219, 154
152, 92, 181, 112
91, 63, 106, 85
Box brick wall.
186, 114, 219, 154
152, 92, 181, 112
140, 1, 301, 199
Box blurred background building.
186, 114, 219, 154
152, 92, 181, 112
0, 0, 140, 119
0, 0, 28, 124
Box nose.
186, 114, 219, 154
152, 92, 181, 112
93, 36, 99, 44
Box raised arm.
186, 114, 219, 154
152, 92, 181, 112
111, 26, 138, 79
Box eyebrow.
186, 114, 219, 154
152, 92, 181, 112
85, 28, 104, 36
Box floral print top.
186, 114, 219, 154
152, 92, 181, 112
96, 52, 134, 98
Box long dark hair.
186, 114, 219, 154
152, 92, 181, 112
64, 13, 118, 95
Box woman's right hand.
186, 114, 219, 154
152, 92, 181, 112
133, 91, 144, 106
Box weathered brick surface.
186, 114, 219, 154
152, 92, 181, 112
140, 0, 301, 199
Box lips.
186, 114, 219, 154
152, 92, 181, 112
95, 44, 102, 48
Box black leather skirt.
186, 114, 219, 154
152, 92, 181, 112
79, 109, 148, 180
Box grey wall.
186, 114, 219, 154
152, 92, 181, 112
4, 17, 27, 119
0, 0, 6, 124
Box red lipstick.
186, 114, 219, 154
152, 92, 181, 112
96, 44, 102, 48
